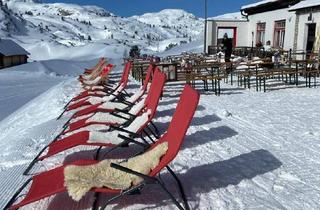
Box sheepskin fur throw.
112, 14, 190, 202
76, 87, 126, 106
87, 109, 151, 144
98, 102, 127, 110
127, 88, 144, 103
125, 109, 151, 132
64, 142, 168, 201
104, 85, 124, 102
87, 112, 127, 124
128, 97, 147, 115
72, 105, 91, 113
87, 91, 106, 96
82, 76, 101, 85
70, 113, 95, 123
82, 74, 91, 80
86, 93, 117, 105
83, 86, 105, 91
61, 125, 108, 138
88, 130, 124, 145
87, 97, 105, 105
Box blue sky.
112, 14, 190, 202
43, 0, 259, 17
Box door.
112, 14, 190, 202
217, 27, 237, 47
306, 23, 316, 53
0, 55, 3, 68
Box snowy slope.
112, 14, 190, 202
156, 39, 204, 57
0, 1, 203, 60
0, 59, 98, 121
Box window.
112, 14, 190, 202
274, 20, 286, 48
256, 22, 266, 45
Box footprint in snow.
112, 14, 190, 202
217, 109, 233, 119
304, 131, 319, 137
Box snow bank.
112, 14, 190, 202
0, 59, 96, 121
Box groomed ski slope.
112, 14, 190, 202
0, 60, 320, 209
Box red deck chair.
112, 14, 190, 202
79, 59, 107, 81
79, 63, 113, 84
23, 69, 165, 175
7, 85, 199, 210
84, 61, 131, 92
83, 57, 106, 75
65, 62, 131, 112
80, 64, 113, 89
57, 62, 132, 120
67, 64, 155, 125
64, 61, 131, 110
73, 63, 153, 105
62, 66, 160, 134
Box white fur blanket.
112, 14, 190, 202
127, 83, 150, 103
81, 74, 92, 80
98, 102, 127, 110
87, 97, 105, 105
71, 91, 106, 106
64, 142, 168, 201
127, 87, 144, 103
82, 76, 102, 85
87, 91, 106, 96
128, 96, 147, 115
86, 86, 123, 105
106, 84, 124, 101
87, 109, 151, 144
70, 113, 95, 123
83, 86, 105, 91
72, 105, 91, 113
60, 125, 109, 138
86, 112, 128, 125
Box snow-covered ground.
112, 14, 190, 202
0, 1, 320, 209
0, 57, 320, 209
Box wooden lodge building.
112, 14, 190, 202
0, 39, 30, 69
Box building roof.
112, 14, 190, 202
0, 39, 30, 56
289, 0, 320, 11
209, 12, 247, 22
241, 0, 278, 10
241, 0, 301, 15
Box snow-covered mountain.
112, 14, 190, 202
0, 0, 203, 60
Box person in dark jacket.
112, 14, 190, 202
221, 33, 233, 73
221, 33, 233, 62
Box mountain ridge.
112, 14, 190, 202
0, 0, 204, 60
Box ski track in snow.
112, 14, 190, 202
0, 61, 320, 209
